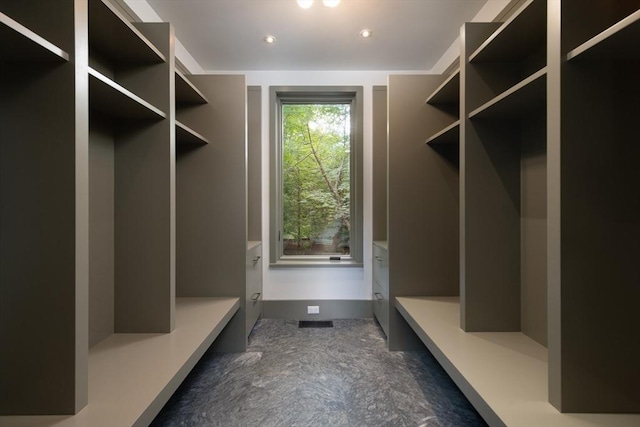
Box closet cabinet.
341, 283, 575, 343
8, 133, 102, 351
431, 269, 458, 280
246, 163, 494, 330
0, 0, 249, 420
246, 86, 263, 337
372, 242, 389, 337
392, 0, 640, 424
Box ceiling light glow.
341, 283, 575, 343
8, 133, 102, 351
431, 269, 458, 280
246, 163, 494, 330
297, 0, 313, 9
360, 29, 372, 38
322, 0, 341, 7
264, 35, 276, 44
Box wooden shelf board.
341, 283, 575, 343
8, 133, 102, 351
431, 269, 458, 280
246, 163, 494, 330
0, 12, 69, 62
469, 68, 546, 120
395, 297, 640, 427
175, 70, 209, 105
426, 68, 460, 106
176, 120, 210, 145
426, 120, 460, 146
567, 9, 640, 61
89, 0, 165, 64
89, 67, 166, 119
0, 298, 240, 427
469, 0, 546, 63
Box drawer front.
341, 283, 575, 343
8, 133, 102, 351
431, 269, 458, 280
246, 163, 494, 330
246, 244, 263, 337
372, 280, 389, 337
373, 244, 389, 295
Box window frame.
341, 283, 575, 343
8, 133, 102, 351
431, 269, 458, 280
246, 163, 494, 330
269, 86, 363, 267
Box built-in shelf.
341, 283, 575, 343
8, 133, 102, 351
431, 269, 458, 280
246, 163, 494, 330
469, 68, 546, 119
0, 11, 69, 61
175, 70, 209, 105
89, 67, 166, 119
88, 0, 165, 64
567, 9, 640, 61
0, 298, 240, 427
426, 69, 460, 106
469, 0, 546, 63
176, 120, 209, 145
426, 120, 460, 146
396, 297, 640, 427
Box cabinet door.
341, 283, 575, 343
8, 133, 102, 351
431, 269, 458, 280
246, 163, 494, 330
373, 280, 389, 337
246, 244, 263, 337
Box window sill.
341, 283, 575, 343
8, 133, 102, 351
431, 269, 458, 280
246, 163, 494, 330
269, 259, 363, 269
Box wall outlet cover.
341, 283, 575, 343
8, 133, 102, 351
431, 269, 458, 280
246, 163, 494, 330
307, 305, 320, 314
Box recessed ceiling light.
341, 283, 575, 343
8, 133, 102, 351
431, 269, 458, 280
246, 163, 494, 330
359, 29, 372, 38
323, 0, 341, 7
264, 35, 276, 44
296, 0, 313, 9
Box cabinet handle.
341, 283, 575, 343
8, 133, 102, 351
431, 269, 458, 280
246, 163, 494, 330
251, 292, 261, 301
252, 256, 261, 263
374, 292, 384, 301
375, 256, 383, 262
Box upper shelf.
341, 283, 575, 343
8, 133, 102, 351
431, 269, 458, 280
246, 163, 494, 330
88, 0, 165, 64
426, 69, 460, 106
426, 120, 460, 146
176, 121, 210, 145
469, 68, 547, 120
175, 71, 209, 106
469, 0, 546, 63
0, 11, 69, 62
567, 9, 640, 61
89, 67, 166, 119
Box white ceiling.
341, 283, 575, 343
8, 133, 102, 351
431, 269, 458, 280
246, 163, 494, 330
143, 0, 497, 71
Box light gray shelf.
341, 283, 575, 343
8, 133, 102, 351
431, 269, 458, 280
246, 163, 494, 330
89, 67, 166, 119
469, 0, 546, 63
0, 11, 69, 61
426, 120, 460, 145
176, 120, 209, 145
426, 68, 459, 106
175, 70, 209, 105
88, 0, 165, 64
567, 9, 640, 61
469, 68, 546, 119
0, 298, 240, 427
396, 297, 640, 427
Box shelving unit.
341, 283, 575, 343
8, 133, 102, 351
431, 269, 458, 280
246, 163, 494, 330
425, 69, 460, 145
174, 74, 248, 352
386, 74, 460, 351
547, 0, 640, 414
88, 7, 174, 345
461, 0, 548, 341
0, 0, 88, 415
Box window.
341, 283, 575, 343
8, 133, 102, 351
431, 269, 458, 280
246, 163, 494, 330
270, 86, 363, 266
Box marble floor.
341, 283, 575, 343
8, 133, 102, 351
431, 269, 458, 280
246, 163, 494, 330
152, 319, 487, 427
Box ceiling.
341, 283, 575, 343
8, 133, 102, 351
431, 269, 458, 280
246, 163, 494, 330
144, 0, 495, 71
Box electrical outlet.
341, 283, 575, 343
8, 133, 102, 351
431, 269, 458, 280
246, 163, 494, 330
307, 305, 320, 315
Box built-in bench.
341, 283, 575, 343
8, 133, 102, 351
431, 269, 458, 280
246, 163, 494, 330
1, 297, 239, 427
396, 296, 640, 427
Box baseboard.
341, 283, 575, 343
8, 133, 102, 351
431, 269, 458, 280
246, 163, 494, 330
263, 300, 372, 320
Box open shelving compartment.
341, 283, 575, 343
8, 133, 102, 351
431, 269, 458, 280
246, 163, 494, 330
547, 0, 640, 415
0, 0, 86, 415
387, 73, 461, 351
425, 68, 460, 146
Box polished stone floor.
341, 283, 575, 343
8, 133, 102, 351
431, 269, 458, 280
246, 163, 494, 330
152, 319, 487, 427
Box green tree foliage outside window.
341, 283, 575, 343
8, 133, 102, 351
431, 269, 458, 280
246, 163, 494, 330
282, 104, 351, 255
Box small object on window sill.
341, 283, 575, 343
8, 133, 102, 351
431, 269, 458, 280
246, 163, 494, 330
329, 256, 341, 261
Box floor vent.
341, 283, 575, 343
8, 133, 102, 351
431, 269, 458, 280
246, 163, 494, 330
298, 320, 334, 328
